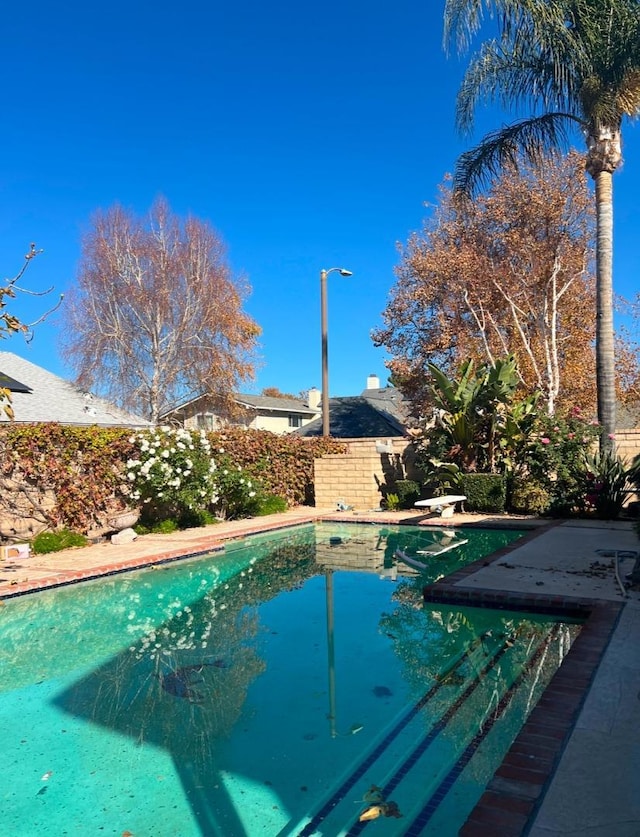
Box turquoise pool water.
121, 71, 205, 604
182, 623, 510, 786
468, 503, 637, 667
0, 523, 580, 835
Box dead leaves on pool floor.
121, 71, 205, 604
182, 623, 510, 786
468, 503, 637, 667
358, 784, 403, 821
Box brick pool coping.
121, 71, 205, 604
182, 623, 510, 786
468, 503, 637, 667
421, 524, 624, 837
0, 514, 319, 599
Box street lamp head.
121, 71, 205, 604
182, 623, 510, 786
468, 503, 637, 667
338, 269, 353, 277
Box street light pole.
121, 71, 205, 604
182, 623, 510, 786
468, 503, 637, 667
320, 267, 353, 436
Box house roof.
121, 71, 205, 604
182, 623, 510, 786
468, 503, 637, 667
162, 391, 318, 418
295, 388, 409, 438
0, 370, 32, 393
0, 352, 151, 427
234, 393, 317, 415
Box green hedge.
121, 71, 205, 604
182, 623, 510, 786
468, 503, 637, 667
461, 473, 507, 513
394, 479, 421, 509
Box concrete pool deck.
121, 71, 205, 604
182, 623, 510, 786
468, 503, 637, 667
1, 509, 638, 836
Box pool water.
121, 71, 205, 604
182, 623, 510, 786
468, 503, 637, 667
0, 523, 580, 836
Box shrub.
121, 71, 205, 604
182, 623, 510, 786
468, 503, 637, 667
135, 518, 180, 535
394, 479, 421, 509
177, 507, 219, 529
126, 426, 217, 517
461, 474, 507, 513
206, 428, 346, 506
383, 493, 401, 511
212, 454, 262, 519
509, 477, 551, 515
255, 494, 288, 516
586, 450, 635, 519
521, 408, 601, 515
0, 424, 135, 533
32, 529, 89, 554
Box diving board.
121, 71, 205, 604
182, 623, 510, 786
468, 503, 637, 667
414, 495, 466, 518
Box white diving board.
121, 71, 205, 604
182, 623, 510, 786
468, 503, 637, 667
413, 495, 467, 518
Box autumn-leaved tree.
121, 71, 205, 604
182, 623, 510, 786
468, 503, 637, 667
261, 387, 299, 399
444, 0, 640, 449
374, 152, 599, 416
62, 199, 261, 423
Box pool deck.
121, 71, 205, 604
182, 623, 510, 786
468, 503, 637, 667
1, 508, 638, 836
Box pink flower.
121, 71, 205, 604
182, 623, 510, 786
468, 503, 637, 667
541, 437, 550, 445
567, 432, 575, 440
608, 433, 616, 440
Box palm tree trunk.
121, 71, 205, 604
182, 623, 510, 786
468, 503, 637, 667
593, 169, 616, 452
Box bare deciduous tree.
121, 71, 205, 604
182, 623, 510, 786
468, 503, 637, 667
1, 245, 63, 418
62, 199, 260, 422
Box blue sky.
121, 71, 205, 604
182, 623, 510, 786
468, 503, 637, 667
2, 1, 639, 399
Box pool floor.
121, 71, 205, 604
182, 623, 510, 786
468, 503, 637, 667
0, 523, 580, 835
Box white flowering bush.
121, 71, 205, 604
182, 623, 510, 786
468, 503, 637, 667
126, 427, 218, 516
212, 452, 262, 519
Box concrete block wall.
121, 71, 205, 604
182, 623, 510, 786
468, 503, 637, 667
313, 431, 640, 513
615, 430, 640, 464
314, 438, 412, 511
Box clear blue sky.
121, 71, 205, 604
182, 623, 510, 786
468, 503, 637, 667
2, 1, 639, 399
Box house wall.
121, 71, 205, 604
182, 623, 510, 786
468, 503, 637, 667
179, 408, 315, 434
313, 431, 640, 511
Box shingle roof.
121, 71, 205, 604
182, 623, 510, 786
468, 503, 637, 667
234, 393, 317, 415
295, 393, 408, 438
0, 352, 151, 427
162, 391, 318, 418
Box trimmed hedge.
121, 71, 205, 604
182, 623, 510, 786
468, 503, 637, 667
461, 473, 507, 513
394, 479, 421, 509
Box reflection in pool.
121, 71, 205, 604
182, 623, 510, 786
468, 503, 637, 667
0, 523, 579, 835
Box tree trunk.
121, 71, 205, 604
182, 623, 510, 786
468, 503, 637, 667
593, 169, 616, 452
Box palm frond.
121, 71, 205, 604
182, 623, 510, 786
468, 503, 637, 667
452, 112, 582, 195
456, 37, 579, 132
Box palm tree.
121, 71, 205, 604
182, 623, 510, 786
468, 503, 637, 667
444, 0, 640, 451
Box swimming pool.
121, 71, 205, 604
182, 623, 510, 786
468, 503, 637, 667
0, 523, 580, 835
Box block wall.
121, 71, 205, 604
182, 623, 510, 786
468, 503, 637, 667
313, 438, 412, 511
615, 430, 640, 464
313, 431, 640, 512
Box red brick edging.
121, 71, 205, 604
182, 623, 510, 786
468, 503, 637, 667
422, 525, 623, 836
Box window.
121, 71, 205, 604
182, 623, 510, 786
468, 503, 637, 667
196, 413, 215, 430
288, 414, 303, 428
